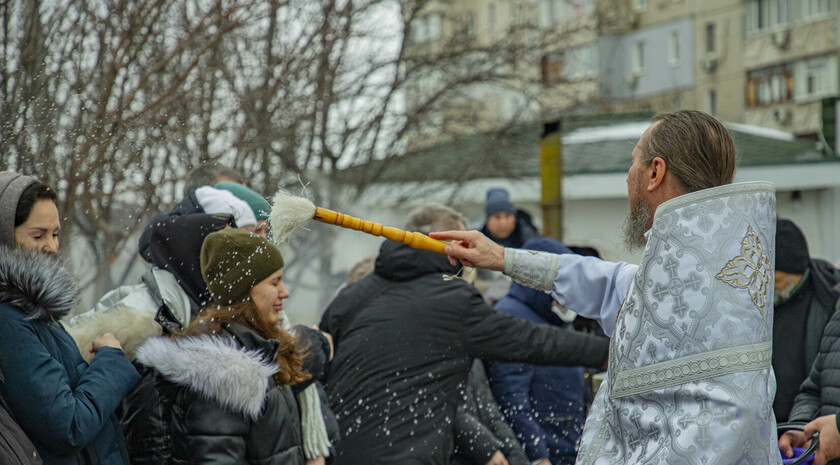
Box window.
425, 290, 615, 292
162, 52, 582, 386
800, 0, 835, 20
541, 52, 564, 85
540, 0, 595, 27
511, 0, 520, 23
488, 3, 496, 30
408, 13, 441, 44
794, 54, 839, 102
466, 11, 476, 36
632, 41, 645, 74
705, 23, 715, 54
746, 0, 792, 33
668, 31, 680, 66
706, 89, 717, 116
565, 44, 598, 80
633, 0, 649, 12
746, 63, 793, 107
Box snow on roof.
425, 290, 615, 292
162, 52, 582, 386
562, 122, 651, 145
561, 120, 798, 145
724, 122, 796, 142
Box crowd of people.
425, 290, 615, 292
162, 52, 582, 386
1, 109, 840, 465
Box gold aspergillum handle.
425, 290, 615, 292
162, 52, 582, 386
313, 207, 448, 254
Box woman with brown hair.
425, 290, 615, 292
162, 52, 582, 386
135, 228, 314, 464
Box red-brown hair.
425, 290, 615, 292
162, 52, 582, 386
184, 301, 310, 386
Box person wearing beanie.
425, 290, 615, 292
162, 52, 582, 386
480, 188, 538, 248
216, 182, 272, 237
0, 171, 140, 465
486, 237, 595, 465
134, 228, 335, 465
772, 218, 840, 424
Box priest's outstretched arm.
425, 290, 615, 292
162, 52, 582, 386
430, 229, 638, 337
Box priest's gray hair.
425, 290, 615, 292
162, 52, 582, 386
404, 203, 467, 233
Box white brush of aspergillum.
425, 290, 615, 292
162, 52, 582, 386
269, 188, 317, 244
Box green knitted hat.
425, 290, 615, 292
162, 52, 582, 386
215, 182, 271, 221
200, 228, 285, 305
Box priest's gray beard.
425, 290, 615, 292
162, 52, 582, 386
621, 176, 653, 251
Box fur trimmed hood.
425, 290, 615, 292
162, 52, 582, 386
136, 335, 279, 420
0, 245, 77, 322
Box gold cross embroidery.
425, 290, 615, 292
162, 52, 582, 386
715, 226, 772, 315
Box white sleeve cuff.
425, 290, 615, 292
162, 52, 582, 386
502, 248, 562, 291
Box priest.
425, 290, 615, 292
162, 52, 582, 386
431, 110, 781, 465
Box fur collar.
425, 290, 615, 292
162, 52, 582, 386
0, 245, 77, 322
136, 335, 279, 420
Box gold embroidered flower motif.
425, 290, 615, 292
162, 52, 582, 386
715, 226, 772, 315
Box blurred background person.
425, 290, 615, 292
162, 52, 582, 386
486, 237, 591, 465
480, 188, 538, 249
772, 218, 840, 423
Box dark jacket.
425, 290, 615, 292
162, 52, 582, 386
122, 324, 333, 465
788, 279, 840, 424
452, 361, 528, 465
0, 246, 141, 465
480, 209, 538, 249
138, 190, 204, 263
0, 369, 42, 465
135, 322, 306, 465
775, 259, 840, 422
487, 282, 590, 465
320, 241, 609, 465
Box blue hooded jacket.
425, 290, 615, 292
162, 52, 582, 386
0, 246, 140, 465
486, 237, 586, 465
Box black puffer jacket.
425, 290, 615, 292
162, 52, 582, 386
122, 324, 330, 464
789, 288, 840, 423
321, 241, 609, 465
135, 322, 305, 465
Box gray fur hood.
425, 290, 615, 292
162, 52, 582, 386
0, 245, 77, 322
136, 335, 279, 420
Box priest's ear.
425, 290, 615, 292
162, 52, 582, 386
644, 156, 668, 193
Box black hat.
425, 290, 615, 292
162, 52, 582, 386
775, 218, 809, 274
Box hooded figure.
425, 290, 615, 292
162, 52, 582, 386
486, 237, 590, 465
137, 186, 256, 262
771, 218, 840, 423
0, 171, 140, 465
320, 203, 608, 465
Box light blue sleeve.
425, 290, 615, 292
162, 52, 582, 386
549, 254, 637, 337
503, 249, 638, 337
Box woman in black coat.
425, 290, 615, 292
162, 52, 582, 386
136, 228, 312, 465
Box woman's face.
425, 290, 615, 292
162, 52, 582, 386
14, 200, 60, 255
250, 268, 290, 326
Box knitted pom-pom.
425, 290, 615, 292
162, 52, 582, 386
269, 189, 317, 243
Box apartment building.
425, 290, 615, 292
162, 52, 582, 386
404, 0, 840, 140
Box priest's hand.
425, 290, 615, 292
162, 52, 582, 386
779, 430, 808, 458
804, 414, 840, 465
429, 230, 504, 271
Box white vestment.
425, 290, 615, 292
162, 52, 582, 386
505, 182, 781, 464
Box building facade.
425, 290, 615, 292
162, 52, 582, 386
404, 0, 840, 140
